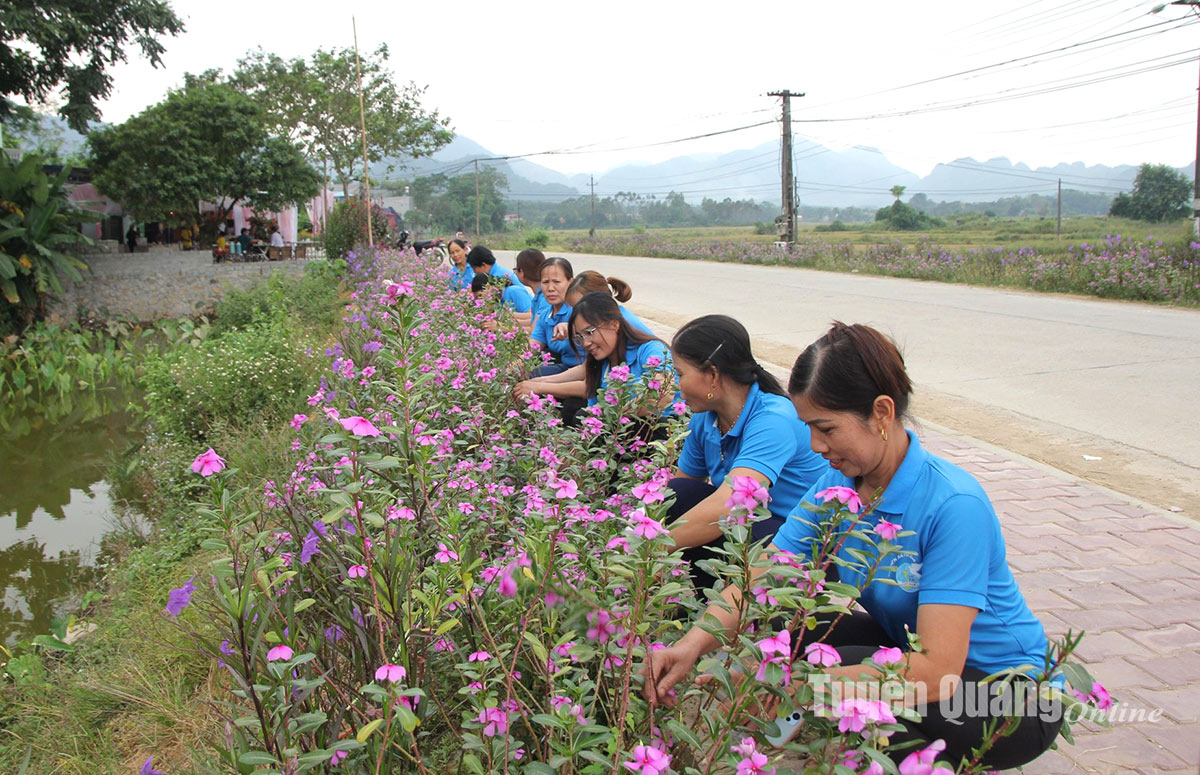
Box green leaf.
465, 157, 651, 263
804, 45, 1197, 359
237, 751, 280, 765
31, 634, 73, 652
293, 597, 317, 613
356, 718, 384, 743
396, 705, 419, 733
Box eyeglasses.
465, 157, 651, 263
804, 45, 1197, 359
572, 325, 600, 346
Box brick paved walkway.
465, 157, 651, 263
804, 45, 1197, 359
920, 420, 1200, 774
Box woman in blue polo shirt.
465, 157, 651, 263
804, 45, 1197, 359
524, 256, 577, 377
643, 322, 1062, 771
666, 315, 828, 589
518, 293, 679, 418
447, 238, 474, 291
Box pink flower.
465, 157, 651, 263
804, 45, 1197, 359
330, 749, 348, 766
267, 644, 294, 662
875, 519, 901, 541
375, 663, 406, 683
755, 629, 792, 685
804, 642, 841, 667
872, 646, 904, 665
751, 586, 777, 606
386, 280, 414, 297
672, 401, 688, 415
477, 707, 509, 737
736, 749, 774, 775
898, 739, 946, 775
468, 650, 492, 662
861, 762, 885, 775
434, 543, 458, 563
497, 566, 518, 597
1090, 681, 1113, 710
814, 486, 863, 514
728, 475, 769, 510
832, 698, 896, 734
608, 365, 632, 383
290, 413, 307, 430
622, 744, 671, 775
191, 448, 226, 476
629, 509, 669, 540
347, 564, 368, 579
586, 609, 617, 642
631, 479, 667, 503
550, 475, 578, 499
339, 416, 381, 437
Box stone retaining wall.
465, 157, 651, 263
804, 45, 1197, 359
48, 252, 316, 322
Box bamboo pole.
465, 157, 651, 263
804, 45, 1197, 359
352, 17, 373, 246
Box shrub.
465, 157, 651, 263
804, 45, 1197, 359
523, 228, 549, 249
322, 199, 389, 259
141, 317, 320, 441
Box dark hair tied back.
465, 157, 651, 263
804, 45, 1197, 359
672, 315, 784, 396
788, 321, 912, 419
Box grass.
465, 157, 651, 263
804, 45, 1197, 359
483, 216, 1193, 256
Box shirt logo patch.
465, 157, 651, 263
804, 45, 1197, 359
893, 560, 922, 593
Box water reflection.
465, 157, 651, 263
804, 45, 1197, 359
0, 392, 142, 646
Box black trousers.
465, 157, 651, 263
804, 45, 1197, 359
666, 478, 784, 591
799, 611, 1063, 769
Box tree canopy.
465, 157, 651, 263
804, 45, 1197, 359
232, 46, 452, 196
1108, 163, 1191, 222
407, 168, 508, 233
87, 81, 320, 223
0, 0, 184, 132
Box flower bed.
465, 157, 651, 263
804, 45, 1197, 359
566, 234, 1200, 305
174, 248, 1107, 774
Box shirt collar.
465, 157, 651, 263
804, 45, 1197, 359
874, 430, 926, 517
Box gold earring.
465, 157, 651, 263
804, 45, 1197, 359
706, 391, 714, 400
880, 427, 888, 442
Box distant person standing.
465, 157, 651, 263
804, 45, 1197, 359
125, 225, 138, 254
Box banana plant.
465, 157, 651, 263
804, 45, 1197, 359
0, 152, 98, 319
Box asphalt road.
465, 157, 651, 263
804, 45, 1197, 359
499, 250, 1200, 513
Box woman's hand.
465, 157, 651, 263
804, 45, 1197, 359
640, 641, 702, 708
513, 380, 536, 400
552, 322, 569, 341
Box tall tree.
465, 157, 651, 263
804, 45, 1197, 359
87, 81, 320, 223
0, 0, 184, 132
233, 46, 452, 197
890, 185, 907, 202
1108, 163, 1190, 222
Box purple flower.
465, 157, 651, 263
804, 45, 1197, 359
165, 578, 196, 617
300, 531, 321, 564
141, 756, 164, 775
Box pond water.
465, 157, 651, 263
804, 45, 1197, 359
0, 393, 143, 648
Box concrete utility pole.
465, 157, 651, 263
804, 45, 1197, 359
1057, 178, 1062, 239
768, 90, 804, 243
474, 158, 481, 236
589, 175, 597, 236
1172, 0, 1200, 236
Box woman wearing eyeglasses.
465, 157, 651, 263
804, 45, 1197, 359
515, 292, 679, 419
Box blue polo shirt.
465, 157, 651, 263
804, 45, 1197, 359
499, 284, 532, 313
774, 431, 1050, 677
449, 263, 474, 291
678, 383, 828, 519
531, 303, 582, 366
488, 263, 522, 287
592, 339, 681, 415
530, 288, 548, 319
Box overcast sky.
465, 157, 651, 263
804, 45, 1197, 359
93, 0, 1200, 178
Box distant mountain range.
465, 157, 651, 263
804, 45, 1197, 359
15, 113, 1192, 209
401, 136, 1194, 209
